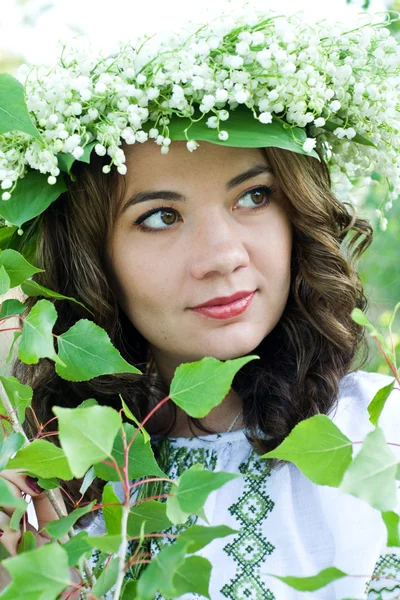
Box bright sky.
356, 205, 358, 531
0, 0, 390, 65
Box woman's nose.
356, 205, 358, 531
189, 211, 250, 280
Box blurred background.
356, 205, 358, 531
0, 0, 399, 376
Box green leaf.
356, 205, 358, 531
18, 299, 61, 365
121, 396, 150, 443
0, 249, 42, 287
0, 265, 10, 295
17, 531, 36, 554
368, 380, 396, 427
0, 543, 70, 600
127, 500, 173, 537
87, 534, 122, 553
268, 566, 347, 592
56, 141, 96, 175
166, 105, 320, 159
79, 465, 96, 495
340, 427, 398, 511
35, 476, 59, 490
102, 483, 123, 535
170, 355, 258, 418
0, 74, 41, 139
0, 225, 18, 251
6, 330, 21, 363
62, 531, 93, 567
0, 171, 66, 228
137, 539, 189, 600
21, 279, 90, 313
44, 502, 95, 539
179, 524, 238, 553
351, 309, 393, 362
78, 398, 98, 409
324, 120, 376, 148
173, 556, 212, 599
0, 298, 25, 319
381, 511, 400, 547
7, 438, 73, 479
0, 376, 32, 423
54, 404, 122, 478
0, 432, 25, 471
0, 478, 28, 510
10, 501, 28, 531
166, 492, 192, 526
121, 580, 138, 599
261, 415, 353, 487
176, 464, 240, 513
92, 557, 119, 598
94, 422, 166, 481
56, 319, 142, 381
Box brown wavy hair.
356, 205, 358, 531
13, 145, 373, 510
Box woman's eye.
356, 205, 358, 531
135, 208, 178, 231
236, 185, 273, 209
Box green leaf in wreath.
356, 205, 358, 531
173, 556, 212, 599
56, 141, 96, 175
79, 465, 96, 495
381, 511, 400, 547
0, 171, 66, 228
127, 499, 173, 537
165, 105, 320, 159
0, 542, 70, 600
21, 279, 91, 313
340, 427, 398, 512
92, 557, 119, 598
87, 534, 122, 553
121, 580, 138, 599
267, 566, 347, 592
94, 422, 167, 481
102, 483, 123, 536
170, 355, 258, 418
54, 404, 122, 478
0, 376, 32, 423
0, 225, 18, 252
0, 73, 41, 139
44, 502, 95, 539
175, 464, 240, 513
18, 299, 62, 365
261, 415, 353, 487
0, 265, 10, 295
0, 249, 42, 287
56, 319, 142, 381
0, 298, 25, 319
323, 120, 376, 148
6, 438, 73, 480
368, 380, 396, 427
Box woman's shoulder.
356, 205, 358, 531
330, 369, 399, 445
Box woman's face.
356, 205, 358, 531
106, 141, 293, 383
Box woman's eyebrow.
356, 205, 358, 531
121, 164, 273, 214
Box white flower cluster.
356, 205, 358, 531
1, 7, 400, 229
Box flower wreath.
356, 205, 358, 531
0, 4, 400, 250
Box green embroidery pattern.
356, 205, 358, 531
366, 553, 400, 597
220, 452, 276, 600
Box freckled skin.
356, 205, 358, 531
106, 141, 293, 391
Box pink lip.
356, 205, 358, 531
193, 290, 255, 309
192, 291, 256, 320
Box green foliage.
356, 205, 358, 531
54, 404, 122, 478
0, 171, 66, 228
262, 415, 353, 486
0, 249, 42, 288
7, 438, 73, 479
0, 299, 25, 319
170, 355, 258, 417
56, 319, 142, 381
381, 511, 400, 547
0, 376, 32, 423
0, 73, 41, 139
0, 543, 70, 600
17, 299, 61, 365
94, 423, 167, 481
44, 502, 95, 539
269, 566, 347, 592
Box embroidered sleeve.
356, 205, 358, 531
365, 551, 400, 599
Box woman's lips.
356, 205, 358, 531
191, 291, 256, 320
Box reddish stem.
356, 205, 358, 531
0, 326, 23, 333
126, 395, 171, 452
134, 493, 172, 505
129, 477, 174, 491
373, 335, 400, 383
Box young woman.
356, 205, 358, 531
0, 6, 399, 599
